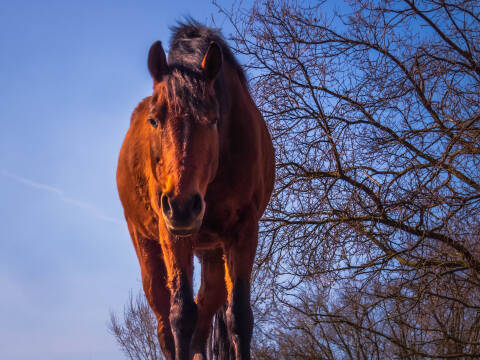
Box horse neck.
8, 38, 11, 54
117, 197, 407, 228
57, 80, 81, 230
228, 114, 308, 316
216, 64, 247, 147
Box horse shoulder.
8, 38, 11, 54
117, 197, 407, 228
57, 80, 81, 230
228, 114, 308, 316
117, 97, 157, 238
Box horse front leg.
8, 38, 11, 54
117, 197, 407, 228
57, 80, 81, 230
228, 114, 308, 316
159, 229, 197, 360
224, 218, 258, 360
169, 269, 197, 360
129, 228, 175, 360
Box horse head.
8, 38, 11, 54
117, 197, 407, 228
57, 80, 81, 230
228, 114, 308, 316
146, 41, 222, 236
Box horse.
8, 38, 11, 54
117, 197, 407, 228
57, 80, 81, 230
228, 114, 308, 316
116, 21, 274, 360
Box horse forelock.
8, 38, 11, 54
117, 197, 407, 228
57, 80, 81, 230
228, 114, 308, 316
155, 69, 212, 125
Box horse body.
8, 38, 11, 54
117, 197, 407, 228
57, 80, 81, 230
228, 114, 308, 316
117, 22, 274, 360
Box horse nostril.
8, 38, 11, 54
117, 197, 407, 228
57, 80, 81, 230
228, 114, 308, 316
161, 194, 172, 218
191, 193, 203, 216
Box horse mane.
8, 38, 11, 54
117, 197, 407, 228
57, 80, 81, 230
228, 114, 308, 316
168, 19, 247, 86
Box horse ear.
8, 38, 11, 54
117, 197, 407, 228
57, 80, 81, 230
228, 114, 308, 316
148, 41, 168, 83
201, 42, 223, 82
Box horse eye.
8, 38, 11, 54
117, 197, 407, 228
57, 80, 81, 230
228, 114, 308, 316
148, 117, 158, 128
211, 117, 218, 125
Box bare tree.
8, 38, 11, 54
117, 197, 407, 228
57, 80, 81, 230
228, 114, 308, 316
216, 0, 480, 358
109, 291, 164, 360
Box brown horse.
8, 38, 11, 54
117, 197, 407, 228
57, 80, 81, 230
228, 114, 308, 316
116, 21, 274, 360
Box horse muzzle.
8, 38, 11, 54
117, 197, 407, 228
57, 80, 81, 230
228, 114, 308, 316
161, 193, 205, 236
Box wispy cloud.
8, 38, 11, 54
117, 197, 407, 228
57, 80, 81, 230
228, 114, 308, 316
1, 169, 122, 224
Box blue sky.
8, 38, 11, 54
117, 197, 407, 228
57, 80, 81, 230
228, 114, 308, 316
0, 1, 238, 359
